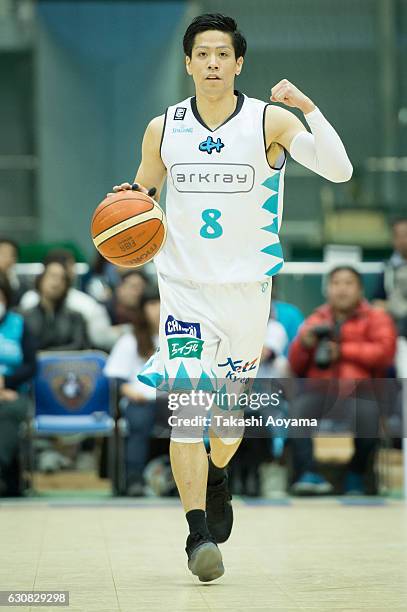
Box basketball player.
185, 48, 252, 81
111, 14, 352, 582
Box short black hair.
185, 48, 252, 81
120, 269, 149, 285
183, 13, 247, 59
328, 265, 363, 287
0, 271, 12, 309
43, 248, 75, 266
0, 237, 19, 257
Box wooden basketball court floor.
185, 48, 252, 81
0, 496, 406, 612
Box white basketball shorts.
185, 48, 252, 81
138, 271, 272, 401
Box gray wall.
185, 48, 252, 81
36, 0, 188, 258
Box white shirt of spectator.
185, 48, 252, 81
258, 318, 291, 378
104, 333, 158, 400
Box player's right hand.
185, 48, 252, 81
106, 182, 156, 198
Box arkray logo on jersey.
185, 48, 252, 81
165, 315, 201, 338
170, 163, 255, 193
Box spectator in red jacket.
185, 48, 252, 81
288, 265, 396, 495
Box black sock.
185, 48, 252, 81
208, 456, 227, 486
186, 509, 208, 535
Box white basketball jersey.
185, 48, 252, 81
154, 92, 286, 283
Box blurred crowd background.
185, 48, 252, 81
0, 0, 406, 499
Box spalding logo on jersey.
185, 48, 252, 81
170, 163, 255, 193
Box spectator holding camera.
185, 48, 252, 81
288, 265, 396, 495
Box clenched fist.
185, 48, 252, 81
270, 79, 315, 114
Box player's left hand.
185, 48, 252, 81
270, 79, 315, 114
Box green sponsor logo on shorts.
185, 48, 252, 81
167, 337, 204, 360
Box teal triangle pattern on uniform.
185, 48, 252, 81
197, 370, 214, 392
262, 172, 280, 192
138, 371, 163, 389
158, 366, 170, 392
261, 169, 283, 277
266, 260, 284, 277
261, 193, 279, 215
174, 361, 193, 391
216, 383, 230, 411
210, 368, 219, 391
261, 242, 283, 258
262, 218, 279, 234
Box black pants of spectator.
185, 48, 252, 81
123, 400, 157, 485
289, 385, 380, 480
0, 396, 29, 492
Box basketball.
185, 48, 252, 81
91, 190, 167, 267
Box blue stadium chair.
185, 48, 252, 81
30, 350, 118, 492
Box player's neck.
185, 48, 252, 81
194, 90, 237, 130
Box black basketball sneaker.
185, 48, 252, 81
186, 532, 224, 582
206, 472, 233, 544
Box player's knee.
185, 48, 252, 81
210, 406, 245, 443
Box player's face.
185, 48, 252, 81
186, 30, 243, 95
327, 270, 363, 313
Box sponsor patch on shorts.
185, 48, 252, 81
168, 337, 204, 360
165, 315, 201, 338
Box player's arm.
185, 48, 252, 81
265, 79, 353, 183
110, 115, 167, 199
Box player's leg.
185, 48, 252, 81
209, 430, 242, 469
205, 427, 243, 544
205, 279, 273, 543
170, 439, 208, 512
170, 435, 224, 582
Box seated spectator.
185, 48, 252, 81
288, 265, 396, 495
24, 261, 89, 351
259, 318, 290, 379
0, 237, 27, 306
271, 281, 305, 355
81, 250, 122, 303
373, 218, 407, 377
0, 272, 36, 495
105, 270, 149, 329
19, 248, 122, 351
104, 289, 160, 496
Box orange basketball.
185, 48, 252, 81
91, 191, 167, 268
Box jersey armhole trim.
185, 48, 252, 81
159, 108, 168, 158
263, 104, 287, 171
